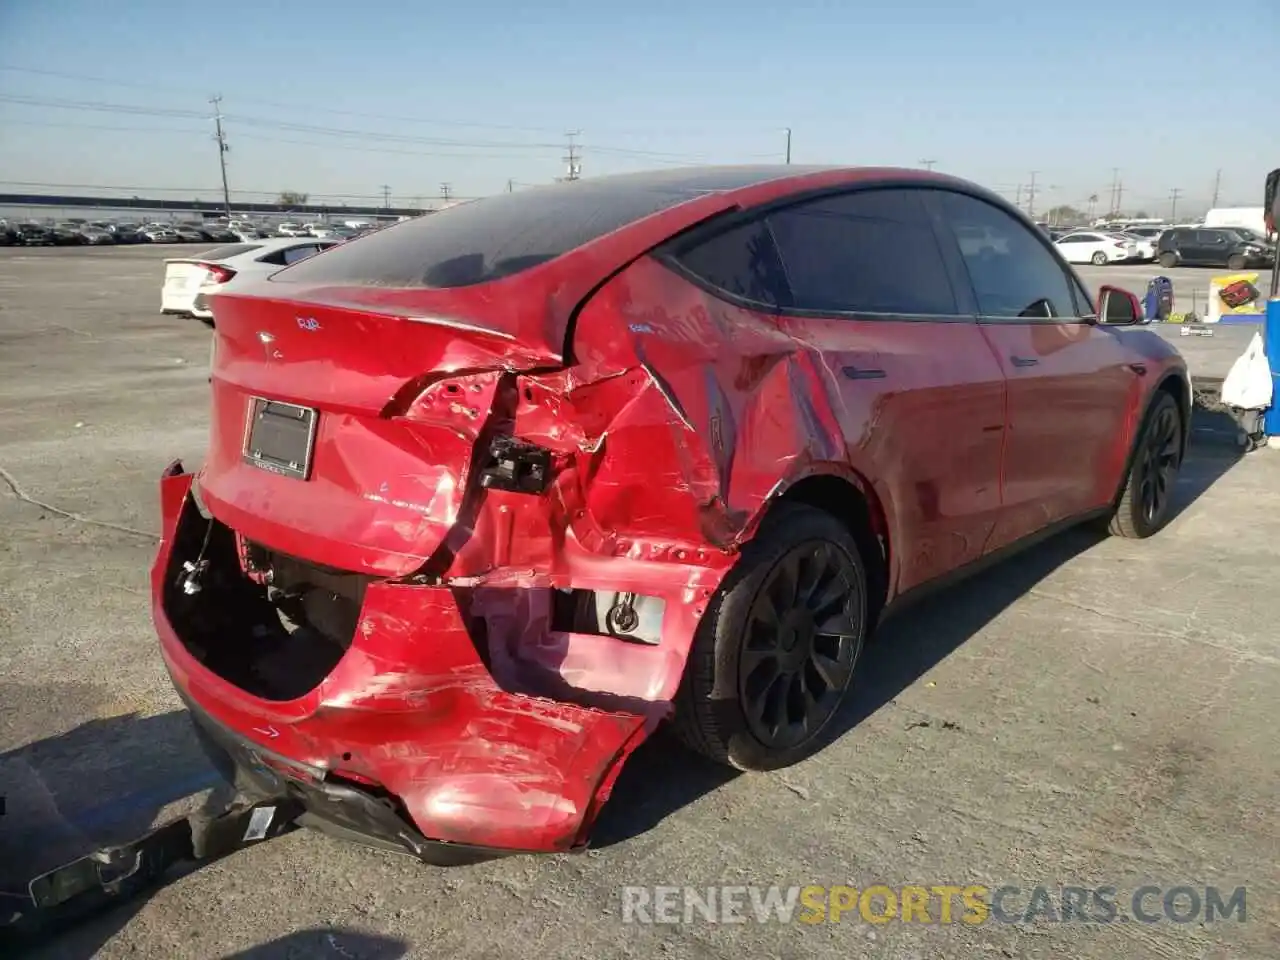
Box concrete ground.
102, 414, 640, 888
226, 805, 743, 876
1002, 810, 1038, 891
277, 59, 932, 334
1074, 262, 1272, 380
1, 246, 1278, 960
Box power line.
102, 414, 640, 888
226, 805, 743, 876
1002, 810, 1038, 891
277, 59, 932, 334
0, 64, 568, 136
0, 92, 709, 162
0, 63, 783, 143
0, 178, 472, 202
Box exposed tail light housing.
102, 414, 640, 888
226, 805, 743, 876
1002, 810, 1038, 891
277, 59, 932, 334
201, 263, 237, 284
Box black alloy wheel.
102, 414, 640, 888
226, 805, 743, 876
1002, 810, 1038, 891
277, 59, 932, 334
673, 502, 869, 770
1107, 391, 1183, 539
738, 541, 860, 750
1136, 399, 1181, 528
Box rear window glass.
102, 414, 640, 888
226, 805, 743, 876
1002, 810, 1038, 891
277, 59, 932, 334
268, 170, 798, 289
201, 243, 262, 261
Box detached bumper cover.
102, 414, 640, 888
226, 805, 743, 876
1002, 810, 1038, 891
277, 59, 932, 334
152, 466, 659, 855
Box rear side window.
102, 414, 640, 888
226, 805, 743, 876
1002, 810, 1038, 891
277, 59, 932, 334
270, 178, 717, 288
766, 189, 959, 316
667, 218, 791, 308
256, 245, 320, 266
200, 243, 261, 261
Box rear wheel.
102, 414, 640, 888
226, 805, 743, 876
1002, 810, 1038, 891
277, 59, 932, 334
1091, 251, 1108, 265
1226, 254, 1246, 271
1158, 252, 1178, 268
1107, 391, 1183, 539
673, 503, 867, 771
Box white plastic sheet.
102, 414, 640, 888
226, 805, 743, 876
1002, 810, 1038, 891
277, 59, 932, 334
1220, 331, 1273, 410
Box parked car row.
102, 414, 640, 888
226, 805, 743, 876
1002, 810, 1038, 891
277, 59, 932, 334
0, 218, 237, 246
1041, 220, 1275, 269
1, 217, 391, 246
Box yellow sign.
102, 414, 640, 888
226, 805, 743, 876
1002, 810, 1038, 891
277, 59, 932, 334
1207, 272, 1265, 321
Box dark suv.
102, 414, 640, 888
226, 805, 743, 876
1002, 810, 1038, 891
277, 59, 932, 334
1157, 227, 1273, 269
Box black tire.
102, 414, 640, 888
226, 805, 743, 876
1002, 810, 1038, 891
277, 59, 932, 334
1107, 391, 1183, 539
1157, 252, 1178, 268
672, 502, 867, 771
1226, 254, 1246, 271
1091, 251, 1108, 265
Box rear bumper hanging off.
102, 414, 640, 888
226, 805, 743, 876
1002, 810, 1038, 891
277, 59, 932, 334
1, 795, 297, 938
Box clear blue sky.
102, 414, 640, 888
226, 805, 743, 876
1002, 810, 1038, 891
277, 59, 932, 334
1, 0, 1276, 213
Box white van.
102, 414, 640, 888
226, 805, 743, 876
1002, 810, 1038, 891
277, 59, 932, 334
1202, 207, 1268, 238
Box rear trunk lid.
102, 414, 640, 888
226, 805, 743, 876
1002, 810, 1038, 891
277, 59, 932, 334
198, 284, 565, 578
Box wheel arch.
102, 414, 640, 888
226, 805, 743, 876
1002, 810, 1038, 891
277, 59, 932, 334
1112, 370, 1191, 506
753, 465, 892, 627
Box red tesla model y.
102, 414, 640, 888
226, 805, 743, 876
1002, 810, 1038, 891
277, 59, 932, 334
153, 166, 1190, 861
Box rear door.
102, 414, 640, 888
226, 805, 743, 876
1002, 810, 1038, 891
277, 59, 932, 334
1195, 229, 1232, 266
756, 187, 1008, 593
1054, 234, 1094, 263
932, 190, 1136, 550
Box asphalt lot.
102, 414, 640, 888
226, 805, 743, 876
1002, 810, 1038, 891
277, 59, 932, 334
2, 245, 1278, 959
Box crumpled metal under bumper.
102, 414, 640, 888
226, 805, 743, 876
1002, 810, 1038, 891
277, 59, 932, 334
152, 467, 663, 855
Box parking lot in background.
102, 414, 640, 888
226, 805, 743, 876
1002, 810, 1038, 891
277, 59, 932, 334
3, 246, 1279, 959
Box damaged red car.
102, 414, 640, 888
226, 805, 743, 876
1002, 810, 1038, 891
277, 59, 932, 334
153, 166, 1190, 861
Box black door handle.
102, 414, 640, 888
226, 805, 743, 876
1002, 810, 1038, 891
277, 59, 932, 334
841, 366, 886, 380
1010, 355, 1039, 368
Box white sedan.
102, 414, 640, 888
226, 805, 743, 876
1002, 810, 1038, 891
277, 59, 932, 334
1114, 232, 1156, 262
161, 237, 339, 323
1053, 231, 1138, 265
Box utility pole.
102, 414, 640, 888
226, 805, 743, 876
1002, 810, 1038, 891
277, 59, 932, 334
1015, 184, 1022, 207
919, 159, 936, 170
785, 128, 791, 164
1211, 168, 1221, 207
1087, 193, 1098, 219
381, 185, 391, 209
1169, 187, 1182, 222
1108, 167, 1120, 215
507, 178, 514, 193
210, 95, 231, 215
1114, 178, 1124, 216
1026, 171, 1039, 219
440, 183, 452, 203
563, 131, 582, 181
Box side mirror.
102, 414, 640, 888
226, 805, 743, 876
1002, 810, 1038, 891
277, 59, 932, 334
1098, 285, 1142, 325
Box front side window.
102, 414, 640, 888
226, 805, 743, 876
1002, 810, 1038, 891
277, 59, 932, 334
765, 188, 959, 316
937, 191, 1077, 320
